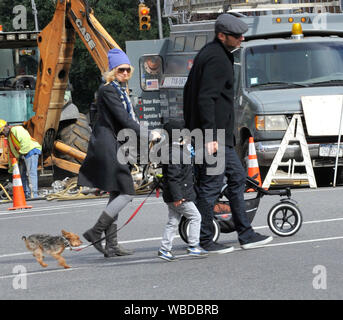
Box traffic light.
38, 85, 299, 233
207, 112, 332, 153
139, 3, 151, 31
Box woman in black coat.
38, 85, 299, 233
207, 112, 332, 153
78, 48, 159, 257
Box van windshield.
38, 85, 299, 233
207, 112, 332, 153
245, 42, 343, 89
165, 55, 194, 75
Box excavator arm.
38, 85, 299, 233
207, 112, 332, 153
25, 0, 121, 160
67, 0, 121, 74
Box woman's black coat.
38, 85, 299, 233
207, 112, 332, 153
183, 37, 235, 146
77, 83, 140, 195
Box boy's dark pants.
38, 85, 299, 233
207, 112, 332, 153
195, 146, 255, 247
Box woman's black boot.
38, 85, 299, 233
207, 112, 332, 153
83, 211, 114, 254
104, 223, 134, 257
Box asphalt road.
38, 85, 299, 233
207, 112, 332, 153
0, 186, 342, 304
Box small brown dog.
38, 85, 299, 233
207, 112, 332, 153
22, 230, 82, 269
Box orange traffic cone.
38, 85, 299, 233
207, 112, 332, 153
8, 157, 32, 210
247, 137, 262, 192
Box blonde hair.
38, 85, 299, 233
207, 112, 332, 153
103, 65, 134, 84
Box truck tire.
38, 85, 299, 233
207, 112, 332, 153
240, 138, 250, 172
56, 113, 91, 164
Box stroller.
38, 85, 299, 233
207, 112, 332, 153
178, 175, 303, 244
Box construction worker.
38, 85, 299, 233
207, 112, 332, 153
0, 119, 42, 198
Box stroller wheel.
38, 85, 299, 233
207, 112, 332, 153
267, 201, 302, 237
178, 217, 220, 243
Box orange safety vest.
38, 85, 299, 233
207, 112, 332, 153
8, 131, 20, 159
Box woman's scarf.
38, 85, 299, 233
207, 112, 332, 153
111, 80, 138, 123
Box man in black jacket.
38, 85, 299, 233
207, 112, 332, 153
183, 14, 273, 253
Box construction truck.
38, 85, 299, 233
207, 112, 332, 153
0, 0, 122, 182
126, 0, 343, 186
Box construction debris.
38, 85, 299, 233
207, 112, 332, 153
46, 177, 108, 201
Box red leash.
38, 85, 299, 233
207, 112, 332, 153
73, 183, 159, 252
117, 187, 157, 232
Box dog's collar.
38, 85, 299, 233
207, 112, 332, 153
62, 236, 72, 250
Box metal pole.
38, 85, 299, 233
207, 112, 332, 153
156, 0, 163, 39
31, 0, 39, 32
333, 96, 343, 187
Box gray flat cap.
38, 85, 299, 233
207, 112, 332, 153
215, 14, 248, 35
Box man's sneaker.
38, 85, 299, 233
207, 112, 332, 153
201, 242, 234, 254
240, 233, 273, 250
187, 246, 208, 257
158, 249, 177, 262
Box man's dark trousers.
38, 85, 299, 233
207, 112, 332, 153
195, 145, 255, 247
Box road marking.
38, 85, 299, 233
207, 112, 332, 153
1, 216, 343, 258
1, 185, 341, 217
0, 234, 343, 281
303, 217, 343, 224
262, 235, 343, 248
0, 236, 166, 259
233, 235, 343, 251
0, 201, 105, 216
0, 200, 165, 219
0, 198, 161, 211
293, 186, 343, 193
9, 214, 341, 258
0, 185, 341, 216
0, 266, 80, 280
253, 217, 343, 230
120, 236, 163, 244
0, 252, 31, 258
0, 210, 87, 220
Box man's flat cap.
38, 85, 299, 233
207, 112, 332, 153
215, 14, 248, 35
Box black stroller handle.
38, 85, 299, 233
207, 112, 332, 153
262, 188, 291, 197
245, 175, 292, 198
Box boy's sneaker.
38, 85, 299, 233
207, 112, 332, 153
240, 233, 273, 250
158, 249, 177, 262
187, 246, 208, 257
201, 242, 234, 254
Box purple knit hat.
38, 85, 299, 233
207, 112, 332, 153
108, 48, 131, 70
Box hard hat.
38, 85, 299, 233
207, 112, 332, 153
0, 119, 7, 133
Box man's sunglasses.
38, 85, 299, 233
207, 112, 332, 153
224, 32, 242, 39
118, 67, 131, 73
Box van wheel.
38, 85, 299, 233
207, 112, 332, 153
56, 113, 91, 164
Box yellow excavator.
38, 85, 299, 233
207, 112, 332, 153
0, 0, 121, 176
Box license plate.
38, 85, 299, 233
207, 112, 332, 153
161, 76, 188, 88
319, 144, 343, 157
